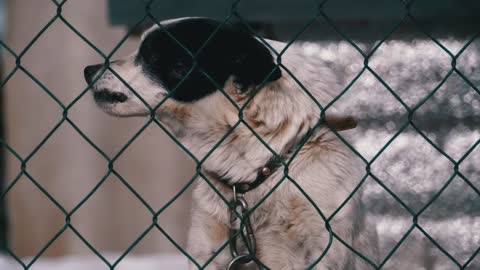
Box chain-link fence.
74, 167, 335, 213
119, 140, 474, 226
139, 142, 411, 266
1, 0, 479, 269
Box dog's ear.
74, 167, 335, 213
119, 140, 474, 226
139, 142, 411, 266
325, 115, 357, 131
140, 19, 283, 102
228, 33, 282, 91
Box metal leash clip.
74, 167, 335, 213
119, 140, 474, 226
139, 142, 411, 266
227, 186, 260, 270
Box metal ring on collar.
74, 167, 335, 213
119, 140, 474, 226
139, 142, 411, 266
226, 254, 255, 270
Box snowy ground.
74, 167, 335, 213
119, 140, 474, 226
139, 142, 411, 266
0, 253, 188, 270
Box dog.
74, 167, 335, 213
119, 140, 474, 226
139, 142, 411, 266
84, 17, 378, 270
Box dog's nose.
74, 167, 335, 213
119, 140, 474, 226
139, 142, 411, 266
84, 64, 103, 84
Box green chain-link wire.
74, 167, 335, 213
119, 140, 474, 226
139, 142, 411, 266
0, 0, 479, 269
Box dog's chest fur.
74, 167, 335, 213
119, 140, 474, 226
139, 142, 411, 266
185, 42, 376, 270
190, 139, 364, 269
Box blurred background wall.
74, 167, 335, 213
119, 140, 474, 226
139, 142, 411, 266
4, 0, 195, 257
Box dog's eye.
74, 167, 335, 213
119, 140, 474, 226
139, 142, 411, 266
170, 62, 189, 79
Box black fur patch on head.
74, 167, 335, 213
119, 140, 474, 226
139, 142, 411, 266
135, 18, 282, 102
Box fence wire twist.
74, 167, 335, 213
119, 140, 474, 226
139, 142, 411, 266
0, 0, 479, 269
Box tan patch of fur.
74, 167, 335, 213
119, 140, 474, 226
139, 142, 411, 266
244, 103, 266, 129
160, 100, 191, 121
298, 133, 326, 155
246, 105, 259, 119
268, 118, 292, 139
298, 119, 308, 134
227, 131, 239, 144
248, 118, 266, 129
286, 196, 308, 240
206, 220, 229, 245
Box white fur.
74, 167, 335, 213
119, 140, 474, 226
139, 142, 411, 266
89, 23, 379, 270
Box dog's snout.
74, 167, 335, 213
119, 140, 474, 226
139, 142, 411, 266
84, 64, 103, 84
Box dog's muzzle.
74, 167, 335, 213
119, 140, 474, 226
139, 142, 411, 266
93, 90, 128, 103
84, 64, 128, 104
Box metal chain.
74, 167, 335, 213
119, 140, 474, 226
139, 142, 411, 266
227, 187, 260, 270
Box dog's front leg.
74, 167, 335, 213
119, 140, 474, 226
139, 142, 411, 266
187, 208, 231, 270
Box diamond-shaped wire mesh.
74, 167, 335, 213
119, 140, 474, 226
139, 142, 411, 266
0, 0, 479, 269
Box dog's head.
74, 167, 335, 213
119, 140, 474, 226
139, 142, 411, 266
83, 17, 281, 116
84, 17, 355, 182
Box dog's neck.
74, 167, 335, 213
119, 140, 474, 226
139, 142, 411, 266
179, 80, 354, 189
172, 42, 355, 187
204, 125, 313, 194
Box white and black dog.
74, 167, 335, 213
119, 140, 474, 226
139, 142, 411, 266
84, 17, 378, 270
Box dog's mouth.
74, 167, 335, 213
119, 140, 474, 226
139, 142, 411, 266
93, 90, 128, 104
